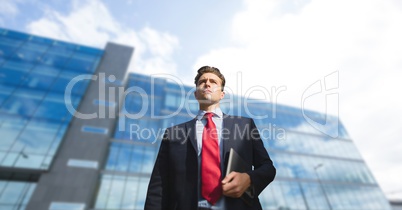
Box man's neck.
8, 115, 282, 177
199, 104, 220, 112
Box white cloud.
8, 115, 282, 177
133, 27, 179, 75
26, 0, 179, 75
194, 0, 402, 200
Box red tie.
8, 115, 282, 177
201, 112, 222, 205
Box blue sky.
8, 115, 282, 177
1, 0, 402, 200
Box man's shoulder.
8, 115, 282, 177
223, 114, 253, 122
162, 119, 195, 141
164, 118, 196, 130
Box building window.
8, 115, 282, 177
81, 126, 108, 134
49, 202, 85, 210
0, 181, 36, 210
67, 159, 98, 169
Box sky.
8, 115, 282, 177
1, 0, 401, 200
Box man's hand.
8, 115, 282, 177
221, 172, 251, 198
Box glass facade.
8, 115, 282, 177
0, 28, 392, 209
0, 180, 36, 210
0, 28, 103, 209
0, 28, 103, 171
94, 74, 391, 210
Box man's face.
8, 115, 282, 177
194, 72, 225, 105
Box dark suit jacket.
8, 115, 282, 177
145, 114, 276, 210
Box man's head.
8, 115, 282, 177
194, 66, 226, 109
194, 66, 225, 91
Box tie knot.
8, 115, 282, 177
204, 112, 214, 119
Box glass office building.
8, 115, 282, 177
0, 28, 104, 210
0, 28, 392, 210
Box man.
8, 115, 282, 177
145, 66, 276, 210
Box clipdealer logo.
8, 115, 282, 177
64, 71, 339, 141
301, 71, 339, 138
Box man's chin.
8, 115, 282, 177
198, 98, 214, 105
198, 94, 212, 100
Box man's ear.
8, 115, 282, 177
220, 91, 225, 100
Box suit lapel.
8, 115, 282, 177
185, 118, 197, 153
222, 114, 235, 165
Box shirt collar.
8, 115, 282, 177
196, 107, 223, 120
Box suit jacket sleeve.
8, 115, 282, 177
144, 129, 169, 210
246, 118, 276, 196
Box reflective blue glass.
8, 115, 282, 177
105, 143, 119, 171
29, 37, 53, 46
115, 145, 131, 172
128, 146, 143, 173
104, 141, 157, 174
50, 40, 77, 50
15, 119, 60, 154
1, 88, 44, 116
0, 39, 23, 59
75, 45, 103, 56
64, 53, 98, 73
50, 71, 89, 96
120, 78, 167, 117
281, 181, 307, 209
139, 146, 156, 174
0, 117, 27, 151
265, 131, 362, 160
11, 48, 46, 63
20, 65, 59, 90
2, 29, 30, 40
18, 41, 49, 52
14, 153, 46, 169
270, 151, 376, 184
95, 174, 148, 210
124, 92, 146, 114
300, 182, 332, 209
0, 181, 36, 210
259, 180, 393, 210
121, 176, 140, 209
136, 177, 150, 208
0, 61, 32, 86
114, 117, 164, 142
128, 74, 165, 96
94, 174, 112, 209
106, 175, 125, 209
0, 36, 23, 48
33, 93, 71, 121
0, 28, 103, 172
0, 117, 68, 169
40, 53, 71, 68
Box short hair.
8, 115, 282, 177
194, 66, 226, 91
